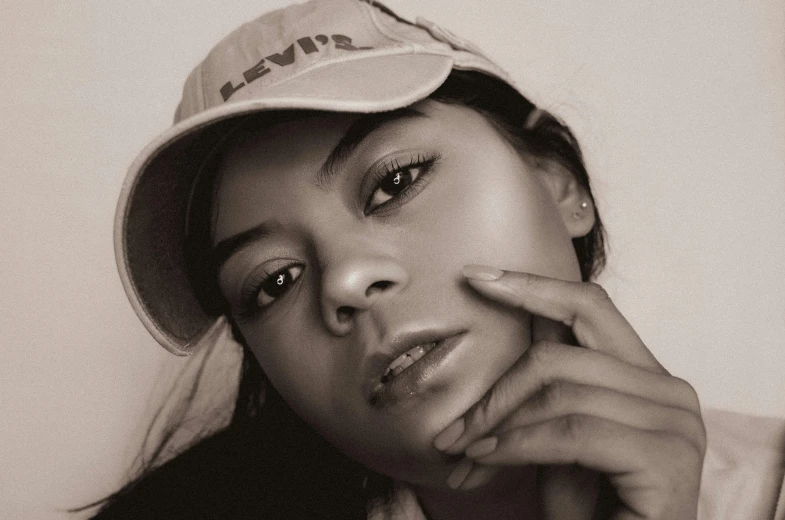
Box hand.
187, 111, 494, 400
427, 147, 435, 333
433, 266, 706, 520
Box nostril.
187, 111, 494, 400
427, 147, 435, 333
336, 306, 355, 324
366, 280, 393, 297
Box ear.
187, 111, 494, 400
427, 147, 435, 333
534, 159, 596, 238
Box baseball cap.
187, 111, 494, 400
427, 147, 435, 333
115, 0, 529, 356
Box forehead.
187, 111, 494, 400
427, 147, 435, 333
216, 98, 465, 175
220, 112, 358, 174
211, 113, 355, 243
210, 100, 500, 241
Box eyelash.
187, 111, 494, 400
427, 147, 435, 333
236, 262, 304, 319
364, 153, 441, 215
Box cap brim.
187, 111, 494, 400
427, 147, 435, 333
115, 52, 454, 355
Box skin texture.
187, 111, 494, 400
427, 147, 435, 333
211, 100, 705, 519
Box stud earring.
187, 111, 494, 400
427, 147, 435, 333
572, 201, 589, 219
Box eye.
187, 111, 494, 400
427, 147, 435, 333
365, 154, 440, 214
240, 263, 304, 313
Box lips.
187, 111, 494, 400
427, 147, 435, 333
368, 329, 467, 408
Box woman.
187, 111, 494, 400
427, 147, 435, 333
98, 0, 706, 517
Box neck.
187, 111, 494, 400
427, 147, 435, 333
413, 466, 541, 520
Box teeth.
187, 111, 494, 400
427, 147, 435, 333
382, 342, 437, 383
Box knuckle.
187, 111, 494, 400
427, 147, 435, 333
539, 381, 577, 412
541, 382, 564, 410
682, 411, 707, 455
671, 434, 704, 470
466, 383, 511, 433
582, 282, 612, 307
557, 414, 589, 443
466, 392, 494, 432
648, 434, 703, 497
506, 426, 529, 446
646, 434, 703, 511
672, 377, 702, 411
694, 422, 708, 456
514, 271, 537, 291
527, 340, 559, 371
665, 434, 699, 464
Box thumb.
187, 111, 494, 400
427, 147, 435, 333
538, 465, 600, 520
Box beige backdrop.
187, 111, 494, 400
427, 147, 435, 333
2, 0, 784, 518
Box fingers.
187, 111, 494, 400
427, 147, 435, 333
433, 341, 700, 455
449, 415, 704, 519
456, 464, 499, 490
443, 376, 705, 489
465, 415, 702, 492
493, 382, 706, 453
483, 414, 654, 468
461, 266, 664, 373
447, 266, 705, 517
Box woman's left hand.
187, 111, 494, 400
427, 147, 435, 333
434, 267, 706, 520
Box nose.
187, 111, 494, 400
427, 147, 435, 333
320, 248, 408, 336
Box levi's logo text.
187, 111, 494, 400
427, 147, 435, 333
220, 34, 373, 101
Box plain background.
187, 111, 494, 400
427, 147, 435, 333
1, 0, 783, 517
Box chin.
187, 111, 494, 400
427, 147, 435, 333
367, 342, 529, 484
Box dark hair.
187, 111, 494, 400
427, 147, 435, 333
80, 70, 605, 519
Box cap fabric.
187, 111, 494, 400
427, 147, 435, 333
115, 0, 526, 355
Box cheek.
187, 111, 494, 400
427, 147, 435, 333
240, 307, 372, 455
425, 152, 581, 282
242, 321, 415, 478
242, 310, 338, 424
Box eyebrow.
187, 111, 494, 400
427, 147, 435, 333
316, 107, 428, 189
212, 107, 429, 272
211, 220, 279, 275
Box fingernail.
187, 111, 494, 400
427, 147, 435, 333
447, 459, 473, 489
433, 418, 465, 451
460, 465, 498, 490
465, 436, 498, 458
462, 265, 503, 281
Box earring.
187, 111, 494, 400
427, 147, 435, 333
572, 201, 589, 219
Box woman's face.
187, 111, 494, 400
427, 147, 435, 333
212, 100, 582, 488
